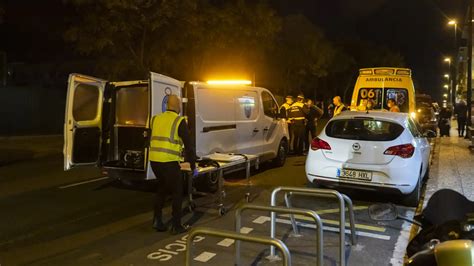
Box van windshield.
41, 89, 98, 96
357, 88, 409, 112
326, 119, 404, 141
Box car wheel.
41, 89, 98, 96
272, 139, 288, 167
422, 164, 430, 181
403, 176, 421, 207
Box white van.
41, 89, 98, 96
64, 72, 289, 182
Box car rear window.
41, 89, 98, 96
325, 119, 404, 141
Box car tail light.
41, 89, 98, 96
383, 144, 415, 158
311, 138, 331, 151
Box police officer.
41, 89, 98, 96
304, 99, 323, 152
288, 94, 307, 155
279, 95, 294, 152
149, 94, 197, 235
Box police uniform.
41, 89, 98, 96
279, 101, 293, 152
288, 100, 307, 155
149, 110, 195, 233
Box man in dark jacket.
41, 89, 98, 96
454, 100, 468, 137
304, 99, 323, 152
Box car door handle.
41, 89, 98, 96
253, 128, 260, 133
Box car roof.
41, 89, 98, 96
332, 111, 408, 125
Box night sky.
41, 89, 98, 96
0, 0, 468, 101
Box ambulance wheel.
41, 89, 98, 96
272, 139, 288, 167
219, 207, 227, 216
207, 172, 219, 193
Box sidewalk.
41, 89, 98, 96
0, 135, 63, 166
423, 120, 474, 203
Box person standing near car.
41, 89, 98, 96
332, 96, 347, 117
280, 95, 294, 153
288, 94, 308, 155
304, 99, 323, 152
149, 94, 197, 234
454, 99, 468, 137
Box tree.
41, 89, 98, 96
64, 0, 200, 79
268, 14, 335, 96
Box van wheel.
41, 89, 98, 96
272, 140, 288, 167
206, 172, 219, 193
422, 165, 430, 181
403, 176, 421, 207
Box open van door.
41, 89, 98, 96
146, 72, 183, 179
64, 74, 107, 170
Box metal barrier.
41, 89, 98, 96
235, 203, 323, 266
271, 186, 354, 266
186, 227, 292, 266
285, 192, 357, 245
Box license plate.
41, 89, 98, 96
337, 169, 372, 181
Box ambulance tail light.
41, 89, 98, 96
311, 138, 331, 151
384, 144, 415, 158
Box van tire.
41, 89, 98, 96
422, 165, 430, 181
272, 139, 288, 167
403, 176, 421, 208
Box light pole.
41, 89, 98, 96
444, 57, 453, 107
448, 20, 458, 106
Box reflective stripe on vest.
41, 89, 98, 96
149, 111, 184, 162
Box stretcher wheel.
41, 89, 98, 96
189, 202, 196, 212
219, 207, 227, 216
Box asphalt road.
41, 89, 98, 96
0, 154, 417, 266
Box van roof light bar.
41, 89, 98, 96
206, 80, 252, 85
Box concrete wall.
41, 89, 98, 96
0, 85, 66, 136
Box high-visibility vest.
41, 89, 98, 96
149, 111, 184, 162
334, 104, 346, 117
288, 102, 305, 120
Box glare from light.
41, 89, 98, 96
207, 80, 252, 85
410, 112, 416, 119
448, 20, 456, 25
444, 74, 449, 78
444, 57, 451, 63
444, 84, 449, 88
443, 94, 448, 97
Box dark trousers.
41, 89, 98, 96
150, 161, 183, 226
287, 123, 294, 152
292, 121, 305, 155
458, 117, 466, 136
304, 123, 317, 152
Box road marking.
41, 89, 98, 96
240, 227, 254, 234
59, 176, 109, 189
217, 238, 235, 247
390, 210, 415, 265
253, 216, 271, 224
315, 206, 368, 215
278, 214, 386, 232
275, 218, 391, 241
194, 251, 216, 263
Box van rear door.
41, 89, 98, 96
146, 72, 183, 179
64, 74, 107, 170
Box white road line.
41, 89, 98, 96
217, 238, 235, 247
194, 251, 216, 262
389, 210, 414, 265
240, 227, 254, 234
273, 218, 391, 241
59, 177, 109, 189
252, 216, 271, 224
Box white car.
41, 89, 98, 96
305, 111, 433, 207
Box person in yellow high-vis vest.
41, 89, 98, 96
149, 94, 196, 235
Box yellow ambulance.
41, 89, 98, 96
350, 67, 416, 117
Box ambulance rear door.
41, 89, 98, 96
146, 72, 183, 179
64, 74, 107, 170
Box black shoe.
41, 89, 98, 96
153, 219, 167, 232
170, 224, 190, 235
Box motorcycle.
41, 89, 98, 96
368, 189, 474, 266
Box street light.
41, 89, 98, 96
444, 74, 449, 78
444, 57, 451, 63
443, 94, 448, 98
444, 84, 449, 89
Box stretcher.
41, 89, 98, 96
180, 153, 259, 216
